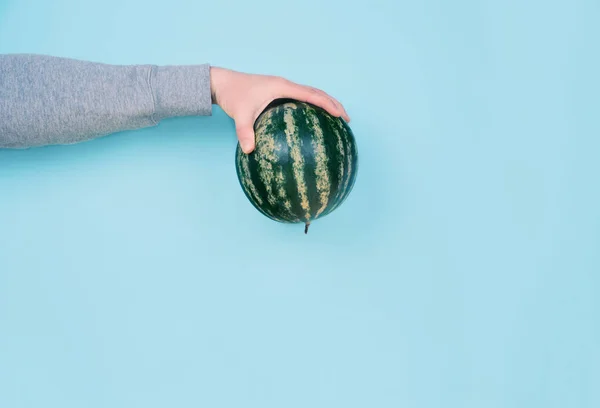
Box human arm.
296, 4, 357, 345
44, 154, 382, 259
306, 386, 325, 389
0, 54, 211, 148
0, 54, 348, 151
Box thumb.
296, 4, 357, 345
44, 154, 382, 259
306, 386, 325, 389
236, 119, 255, 154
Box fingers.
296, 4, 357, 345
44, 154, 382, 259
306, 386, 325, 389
236, 119, 255, 154
233, 75, 350, 155
280, 80, 350, 122
307, 86, 350, 122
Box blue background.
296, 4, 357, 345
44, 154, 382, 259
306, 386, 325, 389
1, 0, 599, 406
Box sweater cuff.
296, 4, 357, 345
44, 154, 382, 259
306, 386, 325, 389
150, 64, 212, 121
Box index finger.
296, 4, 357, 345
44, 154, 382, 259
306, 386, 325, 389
280, 82, 350, 122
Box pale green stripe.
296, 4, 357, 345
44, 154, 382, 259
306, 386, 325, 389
283, 104, 311, 220
306, 107, 330, 217
327, 114, 346, 206
240, 150, 264, 207
254, 110, 278, 207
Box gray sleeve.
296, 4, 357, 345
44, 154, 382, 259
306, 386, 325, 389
0, 54, 212, 148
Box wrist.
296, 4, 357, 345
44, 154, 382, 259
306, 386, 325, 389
210, 66, 225, 105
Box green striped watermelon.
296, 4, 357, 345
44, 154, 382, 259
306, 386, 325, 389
235, 99, 358, 233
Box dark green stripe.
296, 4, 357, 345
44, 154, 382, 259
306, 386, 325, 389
340, 120, 359, 203
236, 146, 271, 219
322, 118, 354, 216
321, 114, 348, 214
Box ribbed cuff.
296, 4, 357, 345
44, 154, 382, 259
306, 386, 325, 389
150, 63, 212, 121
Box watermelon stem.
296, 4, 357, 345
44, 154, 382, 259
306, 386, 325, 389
304, 222, 310, 234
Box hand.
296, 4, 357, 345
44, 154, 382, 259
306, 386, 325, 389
210, 66, 350, 154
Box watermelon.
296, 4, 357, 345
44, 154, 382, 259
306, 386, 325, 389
235, 99, 358, 233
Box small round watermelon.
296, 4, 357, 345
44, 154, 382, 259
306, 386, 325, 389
235, 99, 358, 233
